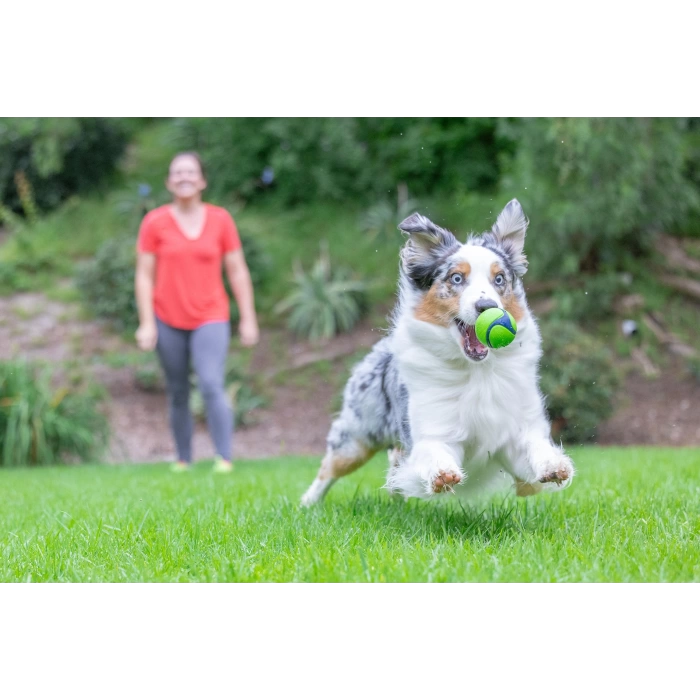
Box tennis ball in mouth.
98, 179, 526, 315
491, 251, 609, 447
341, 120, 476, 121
475, 308, 517, 348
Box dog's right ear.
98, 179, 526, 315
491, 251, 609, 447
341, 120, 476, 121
398, 213, 460, 290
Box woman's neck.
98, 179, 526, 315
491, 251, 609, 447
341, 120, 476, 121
171, 197, 204, 214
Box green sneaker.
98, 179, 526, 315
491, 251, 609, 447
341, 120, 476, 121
212, 457, 233, 473
170, 461, 191, 473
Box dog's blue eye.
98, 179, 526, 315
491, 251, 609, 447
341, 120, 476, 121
450, 273, 463, 284
494, 274, 505, 286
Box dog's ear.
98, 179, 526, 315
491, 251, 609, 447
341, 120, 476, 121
398, 213, 460, 290
492, 199, 528, 276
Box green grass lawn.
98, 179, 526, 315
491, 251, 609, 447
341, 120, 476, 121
1, 447, 699, 582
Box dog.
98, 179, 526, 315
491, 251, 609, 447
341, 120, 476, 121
301, 199, 574, 505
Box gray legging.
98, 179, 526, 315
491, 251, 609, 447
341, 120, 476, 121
155, 318, 233, 463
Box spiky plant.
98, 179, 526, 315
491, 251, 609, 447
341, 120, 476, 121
274, 242, 369, 340
0, 361, 109, 466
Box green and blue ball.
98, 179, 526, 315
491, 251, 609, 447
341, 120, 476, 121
475, 308, 517, 348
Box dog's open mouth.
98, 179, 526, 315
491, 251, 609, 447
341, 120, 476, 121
455, 319, 488, 362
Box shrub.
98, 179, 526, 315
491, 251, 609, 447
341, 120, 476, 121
76, 236, 138, 330
0, 118, 129, 214
538, 320, 619, 444
549, 271, 629, 322
0, 360, 109, 466
0, 173, 59, 292
274, 243, 369, 340
169, 118, 506, 206
499, 118, 700, 281
357, 117, 510, 196
225, 227, 273, 323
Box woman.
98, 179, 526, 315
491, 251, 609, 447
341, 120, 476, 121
134, 152, 259, 473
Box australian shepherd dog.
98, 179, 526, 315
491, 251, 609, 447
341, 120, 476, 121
301, 199, 574, 505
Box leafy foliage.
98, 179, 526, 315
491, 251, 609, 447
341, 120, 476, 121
500, 118, 700, 281
224, 226, 273, 323
0, 118, 129, 213
170, 118, 506, 206
0, 361, 109, 466
75, 236, 138, 330
538, 320, 619, 444
274, 243, 369, 340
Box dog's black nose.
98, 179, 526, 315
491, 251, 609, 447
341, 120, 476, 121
475, 298, 498, 314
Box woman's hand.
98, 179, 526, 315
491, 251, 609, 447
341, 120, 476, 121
239, 317, 260, 347
135, 322, 158, 351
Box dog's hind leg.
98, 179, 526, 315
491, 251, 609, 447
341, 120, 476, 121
301, 338, 400, 506
301, 436, 376, 506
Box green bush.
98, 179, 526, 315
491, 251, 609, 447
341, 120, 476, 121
0, 360, 109, 466
76, 236, 138, 330
225, 227, 273, 323
538, 320, 619, 444
0, 118, 129, 213
274, 243, 369, 340
550, 272, 629, 322
679, 117, 700, 237
357, 117, 510, 197
170, 118, 506, 206
500, 118, 700, 281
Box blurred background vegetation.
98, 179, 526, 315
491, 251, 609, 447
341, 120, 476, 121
1, 117, 699, 464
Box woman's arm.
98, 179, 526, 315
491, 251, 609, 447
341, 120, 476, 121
224, 249, 259, 346
135, 251, 158, 351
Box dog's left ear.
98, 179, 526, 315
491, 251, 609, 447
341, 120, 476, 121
492, 199, 528, 276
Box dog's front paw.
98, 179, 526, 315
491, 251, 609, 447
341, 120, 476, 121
431, 469, 463, 494
536, 454, 574, 490
386, 441, 464, 499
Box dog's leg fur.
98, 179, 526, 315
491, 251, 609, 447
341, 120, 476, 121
301, 438, 376, 506
300, 339, 405, 506
506, 424, 575, 495
386, 440, 465, 498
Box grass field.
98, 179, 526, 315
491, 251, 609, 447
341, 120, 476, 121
1, 447, 699, 582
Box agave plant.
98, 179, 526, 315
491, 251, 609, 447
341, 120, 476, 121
275, 242, 369, 341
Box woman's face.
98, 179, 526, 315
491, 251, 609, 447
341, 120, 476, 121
166, 155, 207, 201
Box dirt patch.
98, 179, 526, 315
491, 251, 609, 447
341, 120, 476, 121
3, 291, 700, 463
597, 359, 700, 446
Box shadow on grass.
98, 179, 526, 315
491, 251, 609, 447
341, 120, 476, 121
313, 488, 539, 544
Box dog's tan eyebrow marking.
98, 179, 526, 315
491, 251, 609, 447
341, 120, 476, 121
490, 262, 505, 278
451, 262, 471, 279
